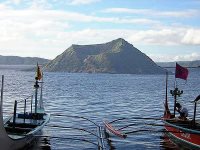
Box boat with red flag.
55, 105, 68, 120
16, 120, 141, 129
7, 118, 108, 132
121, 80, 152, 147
163, 63, 200, 149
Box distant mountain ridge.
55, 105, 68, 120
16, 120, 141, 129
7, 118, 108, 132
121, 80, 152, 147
0, 55, 49, 65
157, 60, 200, 68
44, 38, 166, 74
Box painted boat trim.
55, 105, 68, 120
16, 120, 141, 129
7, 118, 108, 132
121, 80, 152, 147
163, 119, 200, 148
163, 120, 200, 134
167, 127, 200, 149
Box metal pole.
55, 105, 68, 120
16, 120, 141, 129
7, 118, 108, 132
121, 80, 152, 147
39, 72, 43, 109
1, 75, 4, 110
24, 99, 26, 123
173, 89, 177, 117
193, 102, 197, 127
165, 72, 168, 103
34, 80, 39, 114
35, 86, 38, 114
13, 100, 17, 128
193, 95, 200, 127
164, 71, 169, 117
31, 95, 33, 114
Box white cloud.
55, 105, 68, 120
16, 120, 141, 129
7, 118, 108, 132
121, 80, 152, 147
150, 53, 200, 62
181, 29, 200, 45
0, 2, 199, 60
1, 26, 200, 61
28, 0, 52, 9
103, 8, 200, 18
10, 0, 22, 5
103, 8, 151, 15
0, 7, 160, 26
0, 3, 10, 10
128, 27, 200, 46
174, 53, 200, 61
69, 0, 101, 5
128, 29, 184, 45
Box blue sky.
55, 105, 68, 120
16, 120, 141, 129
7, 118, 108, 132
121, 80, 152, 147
0, 0, 199, 62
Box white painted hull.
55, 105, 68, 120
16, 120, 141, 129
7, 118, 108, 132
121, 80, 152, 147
0, 113, 50, 150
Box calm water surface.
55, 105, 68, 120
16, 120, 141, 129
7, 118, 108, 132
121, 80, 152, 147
1, 66, 200, 150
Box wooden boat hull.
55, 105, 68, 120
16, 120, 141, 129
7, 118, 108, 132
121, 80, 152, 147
0, 134, 35, 150
0, 113, 50, 150
163, 119, 200, 149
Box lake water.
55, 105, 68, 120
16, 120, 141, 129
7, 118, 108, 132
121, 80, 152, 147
1, 66, 200, 150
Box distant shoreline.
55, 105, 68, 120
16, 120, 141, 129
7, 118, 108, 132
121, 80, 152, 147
0, 65, 34, 70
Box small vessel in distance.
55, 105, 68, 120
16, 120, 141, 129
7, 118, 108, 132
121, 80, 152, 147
0, 64, 50, 150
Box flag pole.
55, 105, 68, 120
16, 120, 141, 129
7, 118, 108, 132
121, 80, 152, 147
165, 71, 168, 106
173, 64, 177, 117
34, 77, 39, 114
34, 63, 41, 114
39, 72, 44, 111
164, 71, 171, 118
174, 63, 177, 88
171, 63, 188, 118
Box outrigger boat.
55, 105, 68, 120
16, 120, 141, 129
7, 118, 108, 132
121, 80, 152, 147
163, 63, 200, 149
0, 64, 50, 150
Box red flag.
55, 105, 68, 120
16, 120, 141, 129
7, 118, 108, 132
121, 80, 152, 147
175, 63, 188, 80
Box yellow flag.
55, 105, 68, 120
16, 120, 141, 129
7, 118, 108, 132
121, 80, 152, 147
36, 63, 42, 80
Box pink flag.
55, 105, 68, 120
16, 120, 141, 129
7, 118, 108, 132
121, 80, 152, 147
175, 63, 189, 80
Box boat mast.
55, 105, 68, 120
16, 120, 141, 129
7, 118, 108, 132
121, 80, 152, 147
165, 72, 168, 108
39, 72, 44, 110
164, 72, 169, 116
171, 63, 188, 118
34, 77, 39, 114
170, 87, 183, 117
0, 75, 4, 112
34, 63, 42, 114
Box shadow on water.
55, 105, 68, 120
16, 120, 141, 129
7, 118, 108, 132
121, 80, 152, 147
160, 131, 191, 150
23, 136, 51, 150
104, 130, 116, 150
160, 132, 179, 150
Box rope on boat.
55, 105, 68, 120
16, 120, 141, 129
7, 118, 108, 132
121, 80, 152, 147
117, 123, 139, 131
46, 124, 104, 139
116, 123, 171, 130
33, 135, 104, 149
125, 129, 178, 135
104, 117, 164, 139
109, 116, 163, 124
51, 114, 99, 127
48, 114, 107, 149
104, 120, 200, 138
125, 128, 200, 135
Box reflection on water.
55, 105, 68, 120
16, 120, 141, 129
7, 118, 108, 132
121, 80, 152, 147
160, 132, 178, 150
27, 137, 51, 150
1, 66, 200, 149
160, 132, 192, 150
